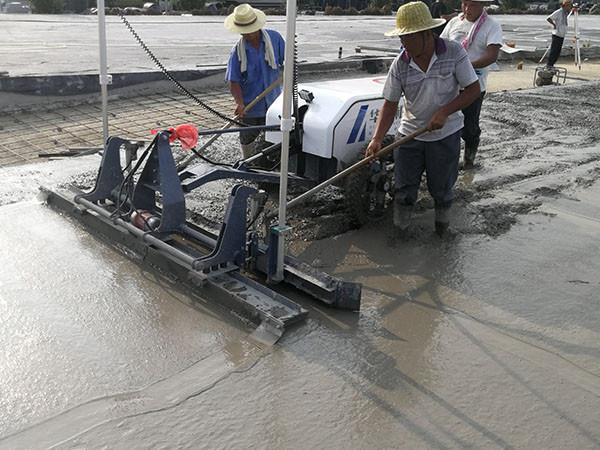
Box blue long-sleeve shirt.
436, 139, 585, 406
225, 29, 285, 118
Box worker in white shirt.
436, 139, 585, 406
546, 0, 573, 68
441, 0, 502, 169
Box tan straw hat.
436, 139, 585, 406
384, 1, 446, 36
224, 4, 266, 34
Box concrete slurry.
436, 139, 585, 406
1, 12, 600, 449
1, 77, 600, 448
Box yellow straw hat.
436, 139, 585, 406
384, 1, 446, 37
224, 4, 266, 34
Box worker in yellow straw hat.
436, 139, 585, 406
224, 3, 285, 159
365, 1, 481, 237
441, 0, 503, 169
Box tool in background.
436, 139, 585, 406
177, 76, 282, 171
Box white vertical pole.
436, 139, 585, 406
574, 8, 581, 69
98, 0, 110, 146
274, 0, 297, 281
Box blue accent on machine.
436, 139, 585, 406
346, 104, 369, 144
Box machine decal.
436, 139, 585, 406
346, 104, 369, 144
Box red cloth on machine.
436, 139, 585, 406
150, 124, 199, 150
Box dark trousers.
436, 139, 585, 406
394, 130, 461, 209
239, 116, 265, 145
461, 91, 485, 151
547, 35, 564, 67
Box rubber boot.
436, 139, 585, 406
241, 142, 256, 160
434, 206, 450, 237
370, 188, 385, 219
464, 147, 477, 170
393, 200, 413, 231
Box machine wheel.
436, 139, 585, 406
343, 135, 395, 227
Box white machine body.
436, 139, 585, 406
265, 76, 402, 170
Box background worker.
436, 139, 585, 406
441, 0, 502, 169
429, 0, 456, 35
546, 0, 573, 68
366, 1, 480, 236
224, 4, 285, 159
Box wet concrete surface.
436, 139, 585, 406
2, 82, 600, 447
2, 14, 600, 76
0, 179, 258, 440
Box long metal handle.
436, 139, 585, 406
240, 75, 283, 117
538, 45, 550, 64
178, 76, 283, 170
287, 127, 427, 211
197, 124, 280, 136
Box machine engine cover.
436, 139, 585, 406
266, 76, 402, 170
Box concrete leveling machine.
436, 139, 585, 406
41, 76, 406, 342
41, 12, 406, 341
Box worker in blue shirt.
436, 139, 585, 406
225, 4, 285, 159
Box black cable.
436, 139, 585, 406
189, 147, 234, 168
111, 136, 158, 219
293, 32, 300, 146
119, 13, 247, 128
246, 201, 265, 230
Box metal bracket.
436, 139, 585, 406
280, 117, 296, 132
133, 132, 186, 233
271, 224, 292, 235
79, 136, 127, 203
99, 74, 113, 86
191, 184, 257, 271
188, 263, 238, 286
